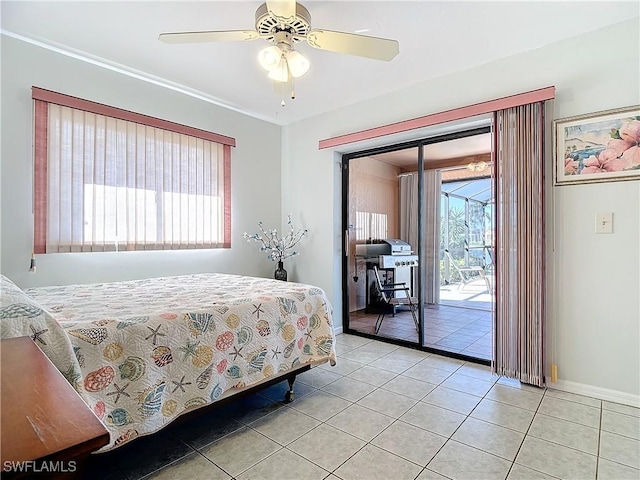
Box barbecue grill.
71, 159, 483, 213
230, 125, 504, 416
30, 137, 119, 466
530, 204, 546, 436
355, 239, 419, 309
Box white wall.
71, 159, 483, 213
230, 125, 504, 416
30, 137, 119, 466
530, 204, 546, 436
283, 19, 640, 403
0, 35, 283, 288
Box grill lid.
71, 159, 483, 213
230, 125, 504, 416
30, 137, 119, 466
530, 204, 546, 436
355, 238, 413, 256
381, 238, 412, 252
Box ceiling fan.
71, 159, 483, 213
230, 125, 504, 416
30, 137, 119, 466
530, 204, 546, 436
159, 0, 399, 97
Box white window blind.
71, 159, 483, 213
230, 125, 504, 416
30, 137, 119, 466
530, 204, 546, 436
33, 88, 233, 253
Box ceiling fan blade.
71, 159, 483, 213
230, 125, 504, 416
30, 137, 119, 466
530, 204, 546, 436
266, 0, 297, 21
158, 30, 259, 44
306, 29, 399, 61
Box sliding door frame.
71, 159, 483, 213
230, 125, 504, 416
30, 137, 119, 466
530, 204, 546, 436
341, 126, 492, 364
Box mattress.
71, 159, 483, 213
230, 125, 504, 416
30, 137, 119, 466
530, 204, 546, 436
1, 273, 336, 451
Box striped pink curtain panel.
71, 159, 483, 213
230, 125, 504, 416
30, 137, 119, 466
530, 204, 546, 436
493, 102, 545, 387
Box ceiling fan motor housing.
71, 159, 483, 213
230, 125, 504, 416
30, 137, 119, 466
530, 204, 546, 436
255, 2, 312, 43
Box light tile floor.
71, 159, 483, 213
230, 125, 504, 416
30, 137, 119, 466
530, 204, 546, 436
350, 304, 492, 361
84, 334, 640, 480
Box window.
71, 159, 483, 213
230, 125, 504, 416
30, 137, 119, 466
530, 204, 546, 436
33, 88, 234, 253
355, 211, 388, 241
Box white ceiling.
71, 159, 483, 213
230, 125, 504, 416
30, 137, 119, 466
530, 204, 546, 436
2, 1, 638, 125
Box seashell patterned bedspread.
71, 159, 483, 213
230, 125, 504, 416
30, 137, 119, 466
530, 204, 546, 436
1, 273, 336, 452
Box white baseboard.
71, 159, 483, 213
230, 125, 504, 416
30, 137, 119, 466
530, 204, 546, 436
551, 379, 639, 408
333, 324, 344, 335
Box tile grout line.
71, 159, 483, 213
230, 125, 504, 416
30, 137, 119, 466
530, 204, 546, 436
235, 425, 313, 478
425, 365, 521, 477
276, 365, 428, 478
323, 372, 446, 479
504, 386, 554, 480
275, 380, 370, 477
595, 399, 603, 480
132, 431, 199, 479
281, 390, 385, 478
314, 354, 462, 478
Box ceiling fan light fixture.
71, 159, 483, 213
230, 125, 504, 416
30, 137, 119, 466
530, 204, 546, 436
267, 57, 289, 82
467, 161, 489, 172
258, 45, 282, 71
286, 50, 310, 78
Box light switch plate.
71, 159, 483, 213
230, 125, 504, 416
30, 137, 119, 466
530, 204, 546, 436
595, 212, 613, 234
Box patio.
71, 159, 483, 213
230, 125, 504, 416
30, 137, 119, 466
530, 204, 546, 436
439, 276, 493, 311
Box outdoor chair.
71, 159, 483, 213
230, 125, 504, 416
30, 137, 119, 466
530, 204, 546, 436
372, 265, 419, 334
444, 250, 490, 292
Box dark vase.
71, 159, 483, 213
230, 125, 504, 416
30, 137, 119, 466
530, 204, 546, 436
274, 261, 287, 281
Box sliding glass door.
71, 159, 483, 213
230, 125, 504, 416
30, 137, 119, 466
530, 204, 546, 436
342, 127, 494, 362
430, 170, 494, 360
343, 145, 421, 344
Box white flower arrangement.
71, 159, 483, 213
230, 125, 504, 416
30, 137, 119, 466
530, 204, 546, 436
243, 214, 307, 263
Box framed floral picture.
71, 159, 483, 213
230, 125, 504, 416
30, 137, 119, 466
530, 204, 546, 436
554, 105, 640, 185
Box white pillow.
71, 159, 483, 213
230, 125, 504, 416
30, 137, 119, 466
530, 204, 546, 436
0, 275, 82, 390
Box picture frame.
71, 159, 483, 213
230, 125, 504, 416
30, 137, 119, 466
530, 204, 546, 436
554, 105, 640, 185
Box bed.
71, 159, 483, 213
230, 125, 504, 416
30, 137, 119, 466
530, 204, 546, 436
0, 273, 336, 452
